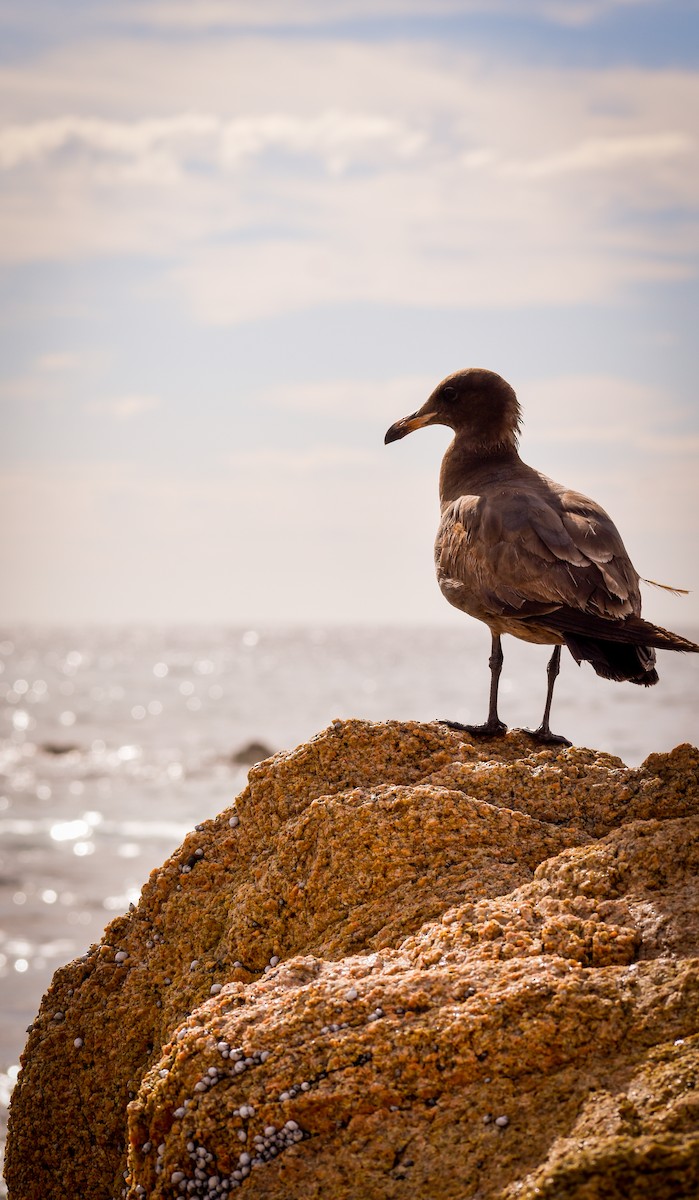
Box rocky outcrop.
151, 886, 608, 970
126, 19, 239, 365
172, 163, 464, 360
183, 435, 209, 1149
5, 720, 699, 1199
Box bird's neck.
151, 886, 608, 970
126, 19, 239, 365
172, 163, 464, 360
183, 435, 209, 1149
439, 436, 521, 504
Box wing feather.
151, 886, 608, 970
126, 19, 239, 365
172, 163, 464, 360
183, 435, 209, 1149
436, 479, 641, 626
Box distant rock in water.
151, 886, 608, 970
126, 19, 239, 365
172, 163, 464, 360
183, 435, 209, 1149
39, 742, 81, 756
230, 738, 275, 766
6, 720, 699, 1200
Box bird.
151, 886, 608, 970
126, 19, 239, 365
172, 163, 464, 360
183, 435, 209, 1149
384, 367, 698, 746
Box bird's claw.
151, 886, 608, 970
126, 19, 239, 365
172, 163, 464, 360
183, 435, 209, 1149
520, 726, 572, 747
438, 719, 508, 738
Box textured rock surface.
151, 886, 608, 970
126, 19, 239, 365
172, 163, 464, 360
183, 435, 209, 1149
5, 720, 699, 1199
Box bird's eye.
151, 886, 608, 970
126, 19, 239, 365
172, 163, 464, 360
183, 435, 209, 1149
443, 385, 457, 400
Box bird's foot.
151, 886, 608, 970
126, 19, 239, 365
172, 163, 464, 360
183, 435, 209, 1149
519, 726, 572, 748
438, 719, 508, 738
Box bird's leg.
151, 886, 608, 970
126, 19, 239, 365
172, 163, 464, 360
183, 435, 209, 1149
439, 632, 508, 738
526, 645, 571, 747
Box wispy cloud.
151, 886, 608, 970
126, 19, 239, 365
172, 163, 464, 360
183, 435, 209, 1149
114, 0, 657, 31
36, 351, 82, 372
531, 0, 657, 26
0, 110, 423, 176
503, 132, 692, 178
0, 34, 696, 312
523, 374, 689, 446
0, 2, 696, 629
225, 445, 378, 473
86, 395, 161, 419
262, 371, 698, 456
261, 375, 434, 425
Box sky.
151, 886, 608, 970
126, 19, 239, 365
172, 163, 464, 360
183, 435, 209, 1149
1, 0, 698, 628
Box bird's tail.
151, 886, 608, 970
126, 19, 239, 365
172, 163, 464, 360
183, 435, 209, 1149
541, 611, 699, 687
563, 634, 659, 686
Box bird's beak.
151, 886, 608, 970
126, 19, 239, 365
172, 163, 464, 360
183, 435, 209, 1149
384, 410, 434, 445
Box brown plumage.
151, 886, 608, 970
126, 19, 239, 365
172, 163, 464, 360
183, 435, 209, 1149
384, 367, 698, 745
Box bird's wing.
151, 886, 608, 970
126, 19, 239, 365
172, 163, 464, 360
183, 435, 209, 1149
437, 482, 641, 622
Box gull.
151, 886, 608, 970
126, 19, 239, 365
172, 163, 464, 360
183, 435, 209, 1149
385, 367, 698, 745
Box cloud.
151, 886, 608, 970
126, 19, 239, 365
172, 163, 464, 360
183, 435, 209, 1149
1, 419, 696, 626
256, 372, 699, 454
0, 29, 697, 317
522, 374, 687, 446
262, 375, 434, 424
0, 110, 423, 176
507, 375, 699, 592
503, 132, 692, 178
85, 395, 161, 419
0, 113, 218, 171
113, 0, 463, 29
260, 369, 699, 459
0, 352, 108, 407
170, 219, 691, 326
530, 0, 657, 26
225, 445, 378, 472
37, 351, 82, 372
113, 0, 657, 31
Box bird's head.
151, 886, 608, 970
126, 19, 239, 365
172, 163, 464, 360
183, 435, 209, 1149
384, 368, 521, 452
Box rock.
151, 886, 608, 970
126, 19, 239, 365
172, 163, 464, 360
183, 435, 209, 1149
5, 720, 699, 1200
230, 739, 276, 766
39, 741, 81, 755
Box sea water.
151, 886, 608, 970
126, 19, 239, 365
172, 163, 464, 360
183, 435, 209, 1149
1, 622, 697, 1187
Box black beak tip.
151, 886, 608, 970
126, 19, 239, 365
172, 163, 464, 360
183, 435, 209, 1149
384, 418, 412, 445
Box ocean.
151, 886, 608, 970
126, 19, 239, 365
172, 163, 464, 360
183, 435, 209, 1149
1, 622, 697, 1190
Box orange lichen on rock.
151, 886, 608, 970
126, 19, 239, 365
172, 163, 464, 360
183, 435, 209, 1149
5, 720, 699, 1199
